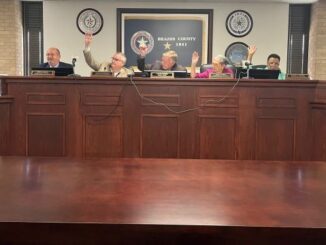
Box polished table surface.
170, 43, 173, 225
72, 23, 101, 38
0, 157, 325, 244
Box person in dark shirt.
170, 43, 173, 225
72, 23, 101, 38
39, 47, 73, 68
137, 46, 186, 72
245, 46, 286, 80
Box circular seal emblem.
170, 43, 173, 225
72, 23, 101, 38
226, 10, 253, 37
130, 31, 154, 55
225, 42, 248, 66
76, 8, 103, 35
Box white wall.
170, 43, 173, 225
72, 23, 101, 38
44, 0, 289, 76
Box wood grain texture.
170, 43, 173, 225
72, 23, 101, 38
0, 96, 13, 155
1, 77, 325, 160
0, 156, 325, 244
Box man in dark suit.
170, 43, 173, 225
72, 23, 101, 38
39, 47, 73, 68
137, 46, 186, 72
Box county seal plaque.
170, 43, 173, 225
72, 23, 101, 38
77, 8, 103, 35
226, 10, 253, 37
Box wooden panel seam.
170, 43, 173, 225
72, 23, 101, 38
26, 93, 66, 105
141, 94, 180, 107
198, 95, 239, 108
256, 97, 297, 108
82, 93, 123, 106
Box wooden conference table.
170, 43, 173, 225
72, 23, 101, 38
0, 156, 325, 244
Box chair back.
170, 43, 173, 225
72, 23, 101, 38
200, 64, 213, 73
251, 64, 267, 69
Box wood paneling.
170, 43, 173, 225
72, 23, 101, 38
141, 94, 180, 106
312, 104, 326, 160
198, 95, 238, 108
27, 113, 65, 156
83, 114, 123, 157
1, 77, 325, 160
0, 96, 13, 155
312, 83, 326, 160
82, 93, 122, 106
256, 97, 296, 108
198, 116, 237, 159
26, 92, 66, 105
255, 118, 295, 160
141, 114, 179, 158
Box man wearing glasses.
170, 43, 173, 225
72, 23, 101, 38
83, 33, 131, 77
137, 46, 186, 72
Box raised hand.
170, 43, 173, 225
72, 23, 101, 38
247, 45, 257, 62
84, 32, 93, 48
139, 45, 148, 57
192, 51, 200, 65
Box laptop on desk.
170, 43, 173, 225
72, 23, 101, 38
235, 68, 279, 79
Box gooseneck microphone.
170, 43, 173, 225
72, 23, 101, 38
245, 62, 251, 79
72, 56, 78, 67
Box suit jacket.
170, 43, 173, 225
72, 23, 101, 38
39, 62, 73, 68
137, 56, 187, 72
83, 48, 131, 77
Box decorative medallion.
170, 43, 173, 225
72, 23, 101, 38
226, 10, 253, 37
130, 31, 155, 55
76, 8, 103, 35
225, 42, 248, 66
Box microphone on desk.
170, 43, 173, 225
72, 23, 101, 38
128, 66, 135, 77
104, 65, 112, 71
244, 61, 251, 79
68, 56, 81, 78
72, 56, 79, 67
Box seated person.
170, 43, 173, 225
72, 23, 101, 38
83, 32, 131, 77
245, 46, 286, 80
137, 46, 186, 72
190, 51, 234, 78
39, 47, 73, 68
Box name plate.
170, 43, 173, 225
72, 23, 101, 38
286, 74, 309, 80
150, 71, 174, 79
91, 71, 113, 77
209, 73, 232, 79
31, 70, 55, 77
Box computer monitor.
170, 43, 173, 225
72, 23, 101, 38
235, 68, 280, 79
31, 67, 74, 76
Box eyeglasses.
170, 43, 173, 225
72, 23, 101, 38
112, 57, 122, 62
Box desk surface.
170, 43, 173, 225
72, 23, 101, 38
0, 157, 326, 225
0, 157, 325, 243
